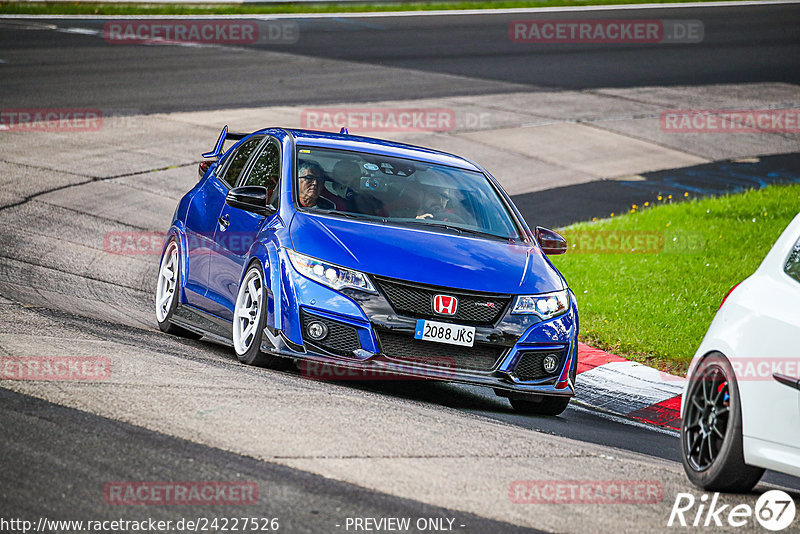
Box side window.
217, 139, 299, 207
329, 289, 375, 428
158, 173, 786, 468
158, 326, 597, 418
218, 137, 262, 188
241, 142, 280, 188
241, 141, 281, 209
785, 235, 800, 283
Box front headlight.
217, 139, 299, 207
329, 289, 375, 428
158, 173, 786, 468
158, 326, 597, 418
286, 249, 376, 293
512, 290, 569, 319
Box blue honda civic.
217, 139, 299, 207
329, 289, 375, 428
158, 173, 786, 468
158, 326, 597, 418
156, 127, 578, 415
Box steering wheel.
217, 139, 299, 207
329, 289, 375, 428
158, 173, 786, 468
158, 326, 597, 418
431, 210, 466, 224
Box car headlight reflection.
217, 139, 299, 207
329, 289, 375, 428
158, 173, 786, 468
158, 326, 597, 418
512, 290, 569, 319
287, 249, 376, 293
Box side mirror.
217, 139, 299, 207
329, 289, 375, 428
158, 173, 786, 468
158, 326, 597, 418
226, 186, 275, 216
535, 226, 567, 255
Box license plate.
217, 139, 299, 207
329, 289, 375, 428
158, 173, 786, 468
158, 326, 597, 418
414, 319, 475, 347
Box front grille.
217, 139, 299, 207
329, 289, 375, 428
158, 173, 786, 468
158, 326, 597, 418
301, 311, 361, 357
511, 349, 567, 381
376, 329, 505, 372
375, 277, 510, 326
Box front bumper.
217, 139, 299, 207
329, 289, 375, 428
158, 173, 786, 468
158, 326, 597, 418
266, 254, 578, 397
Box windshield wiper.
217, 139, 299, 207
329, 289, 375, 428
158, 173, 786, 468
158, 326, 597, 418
396, 220, 508, 241
394, 220, 462, 233
314, 209, 368, 220
452, 226, 515, 242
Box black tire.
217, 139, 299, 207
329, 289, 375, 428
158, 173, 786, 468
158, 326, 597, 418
232, 262, 283, 369
510, 395, 571, 416
681, 352, 764, 492
155, 238, 201, 339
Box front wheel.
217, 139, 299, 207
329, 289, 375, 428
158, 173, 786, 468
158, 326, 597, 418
510, 395, 570, 416
232, 262, 282, 368
681, 352, 764, 492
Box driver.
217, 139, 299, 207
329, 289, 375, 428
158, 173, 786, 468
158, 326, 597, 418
297, 160, 335, 209
416, 187, 452, 220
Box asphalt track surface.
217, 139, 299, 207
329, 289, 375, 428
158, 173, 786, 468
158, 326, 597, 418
2, 3, 800, 532
0, 3, 797, 112
0, 386, 540, 534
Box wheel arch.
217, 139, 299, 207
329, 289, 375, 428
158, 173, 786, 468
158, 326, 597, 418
238, 244, 282, 332
162, 224, 190, 306
239, 242, 272, 291
682, 349, 749, 433
682, 340, 737, 414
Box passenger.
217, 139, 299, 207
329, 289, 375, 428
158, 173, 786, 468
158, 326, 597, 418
328, 160, 361, 202
331, 160, 384, 216
297, 160, 335, 209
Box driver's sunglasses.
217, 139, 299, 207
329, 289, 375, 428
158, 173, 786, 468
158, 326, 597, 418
299, 174, 324, 185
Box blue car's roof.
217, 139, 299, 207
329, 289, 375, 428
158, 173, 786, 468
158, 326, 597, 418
264, 128, 481, 172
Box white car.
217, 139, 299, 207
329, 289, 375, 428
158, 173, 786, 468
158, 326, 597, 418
681, 212, 800, 492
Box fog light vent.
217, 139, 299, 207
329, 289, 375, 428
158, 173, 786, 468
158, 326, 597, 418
543, 354, 559, 374
306, 321, 328, 341
511, 349, 567, 382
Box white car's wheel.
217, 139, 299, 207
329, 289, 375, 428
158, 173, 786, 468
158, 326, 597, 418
155, 238, 199, 338
232, 262, 280, 367
681, 352, 764, 492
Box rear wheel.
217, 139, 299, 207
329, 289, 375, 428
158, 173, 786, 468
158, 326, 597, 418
232, 262, 282, 368
155, 238, 200, 339
681, 352, 764, 492
510, 395, 570, 416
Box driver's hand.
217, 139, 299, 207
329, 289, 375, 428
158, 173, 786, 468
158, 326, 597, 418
416, 213, 434, 219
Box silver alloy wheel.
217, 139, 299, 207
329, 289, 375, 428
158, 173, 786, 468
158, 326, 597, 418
233, 267, 263, 355
155, 240, 179, 323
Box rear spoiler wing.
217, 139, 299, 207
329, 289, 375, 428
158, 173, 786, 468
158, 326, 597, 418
201, 125, 249, 159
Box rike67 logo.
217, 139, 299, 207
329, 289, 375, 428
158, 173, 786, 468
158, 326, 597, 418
668, 490, 796, 531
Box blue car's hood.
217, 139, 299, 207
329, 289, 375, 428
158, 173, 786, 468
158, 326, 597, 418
289, 213, 565, 295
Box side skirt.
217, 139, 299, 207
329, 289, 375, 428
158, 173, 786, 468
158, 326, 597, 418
171, 303, 233, 347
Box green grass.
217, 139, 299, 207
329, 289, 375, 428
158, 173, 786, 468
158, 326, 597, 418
0, 0, 746, 16
550, 184, 800, 375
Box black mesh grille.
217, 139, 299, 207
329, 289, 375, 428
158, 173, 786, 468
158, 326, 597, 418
375, 277, 510, 326
301, 311, 361, 357
376, 329, 505, 371
511, 349, 566, 381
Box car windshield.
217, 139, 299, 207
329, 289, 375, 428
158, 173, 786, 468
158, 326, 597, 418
295, 146, 522, 242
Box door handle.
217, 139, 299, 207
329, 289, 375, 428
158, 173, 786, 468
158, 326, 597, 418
218, 214, 230, 231
773, 373, 800, 391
